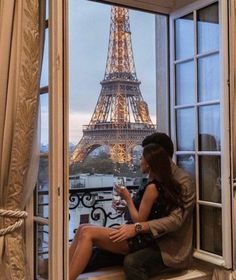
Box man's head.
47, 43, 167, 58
142, 132, 174, 158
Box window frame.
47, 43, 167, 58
170, 0, 232, 268
26, 0, 234, 277
27, 0, 68, 279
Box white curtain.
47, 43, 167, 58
0, 0, 44, 279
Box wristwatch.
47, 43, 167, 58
134, 222, 142, 234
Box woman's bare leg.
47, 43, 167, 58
69, 225, 129, 280
69, 224, 95, 262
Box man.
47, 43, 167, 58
109, 132, 195, 280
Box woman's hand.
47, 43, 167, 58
109, 224, 136, 242
112, 199, 127, 212
115, 186, 132, 203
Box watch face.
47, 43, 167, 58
135, 223, 142, 233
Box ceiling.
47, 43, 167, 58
96, 0, 196, 14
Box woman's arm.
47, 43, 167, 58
118, 183, 159, 223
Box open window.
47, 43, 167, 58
170, 0, 231, 268
30, 0, 233, 278
68, 0, 159, 234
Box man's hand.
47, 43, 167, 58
109, 224, 136, 242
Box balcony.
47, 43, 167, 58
36, 183, 140, 259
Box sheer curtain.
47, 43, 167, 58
0, 1, 44, 279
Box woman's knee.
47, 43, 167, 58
77, 225, 96, 241
75, 223, 90, 237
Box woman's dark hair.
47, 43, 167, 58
143, 143, 183, 211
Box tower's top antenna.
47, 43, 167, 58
104, 6, 138, 81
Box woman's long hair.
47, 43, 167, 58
143, 143, 183, 212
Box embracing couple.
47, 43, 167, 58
69, 132, 195, 280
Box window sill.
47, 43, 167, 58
78, 265, 213, 280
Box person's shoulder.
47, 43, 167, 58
171, 161, 192, 180
171, 161, 195, 193
146, 179, 162, 192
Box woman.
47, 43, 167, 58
69, 143, 183, 280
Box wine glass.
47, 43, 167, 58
112, 177, 125, 212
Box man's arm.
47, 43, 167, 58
109, 200, 191, 243
148, 170, 195, 237
109, 173, 195, 242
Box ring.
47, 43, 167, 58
120, 186, 126, 189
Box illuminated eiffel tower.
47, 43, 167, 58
71, 6, 156, 165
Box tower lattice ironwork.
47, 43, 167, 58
71, 6, 156, 164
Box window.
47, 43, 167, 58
170, 0, 231, 267
32, 0, 66, 279
35, 2, 49, 278
30, 0, 233, 278
68, 0, 160, 234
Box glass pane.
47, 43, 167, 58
176, 108, 195, 151
46, 0, 49, 20
175, 13, 194, 60
200, 205, 222, 255
198, 54, 220, 102
176, 60, 195, 105
40, 28, 49, 87
198, 105, 220, 151
177, 154, 195, 179
197, 3, 219, 54
35, 223, 49, 279
37, 156, 49, 218
40, 94, 49, 148
199, 155, 221, 203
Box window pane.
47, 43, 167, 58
37, 156, 49, 218
46, 0, 49, 20
199, 155, 221, 203
175, 13, 194, 60
40, 94, 49, 147
40, 28, 49, 87
176, 108, 195, 151
175, 60, 195, 105
177, 155, 195, 179
35, 223, 49, 279
200, 205, 222, 255
198, 54, 220, 102
198, 105, 220, 151
197, 3, 219, 54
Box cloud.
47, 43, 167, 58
69, 111, 92, 144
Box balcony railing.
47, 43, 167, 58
69, 186, 139, 229
36, 185, 140, 247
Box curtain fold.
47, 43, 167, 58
0, 0, 44, 279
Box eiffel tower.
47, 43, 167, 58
71, 6, 156, 165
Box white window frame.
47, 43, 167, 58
170, 0, 232, 268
